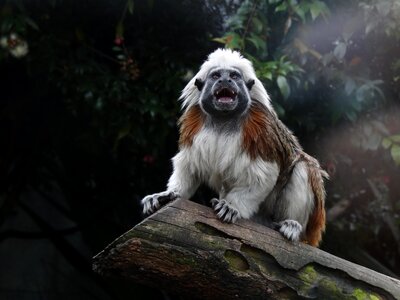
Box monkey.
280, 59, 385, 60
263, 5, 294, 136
141, 48, 328, 247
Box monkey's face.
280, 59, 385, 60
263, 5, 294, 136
195, 67, 255, 118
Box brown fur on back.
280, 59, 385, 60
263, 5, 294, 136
242, 101, 300, 170
303, 153, 329, 246
243, 101, 328, 247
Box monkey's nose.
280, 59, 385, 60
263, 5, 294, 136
218, 78, 232, 84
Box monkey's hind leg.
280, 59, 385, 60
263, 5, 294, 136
273, 161, 315, 243
141, 191, 180, 215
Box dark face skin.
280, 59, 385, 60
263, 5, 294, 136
195, 67, 255, 120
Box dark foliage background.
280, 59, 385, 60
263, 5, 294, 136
0, 0, 399, 299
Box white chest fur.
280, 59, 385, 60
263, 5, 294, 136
187, 128, 279, 194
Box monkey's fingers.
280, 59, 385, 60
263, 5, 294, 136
221, 208, 239, 223
210, 198, 220, 209
141, 195, 159, 215
213, 199, 240, 223
141, 191, 180, 215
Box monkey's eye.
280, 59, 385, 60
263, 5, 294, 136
230, 72, 240, 80
211, 72, 220, 80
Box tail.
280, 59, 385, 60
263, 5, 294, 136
304, 157, 329, 247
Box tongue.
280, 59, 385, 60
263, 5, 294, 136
218, 97, 233, 103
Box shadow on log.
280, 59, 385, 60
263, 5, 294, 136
93, 199, 400, 299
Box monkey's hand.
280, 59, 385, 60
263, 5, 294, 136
211, 198, 241, 223
141, 191, 180, 215
274, 220, 302, 242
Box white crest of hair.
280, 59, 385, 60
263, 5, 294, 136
179, 48, 273, 111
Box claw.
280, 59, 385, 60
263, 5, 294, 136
212, 198, 240, 223
210, 198, 220, 209
275, 219, 302, 242
141, 191, 180, 215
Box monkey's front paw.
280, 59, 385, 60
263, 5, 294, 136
275, 220, 302, 242
211, 198, 240, 223
141, 191, 180, 215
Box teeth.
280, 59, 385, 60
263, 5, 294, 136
216, 89, 236, 97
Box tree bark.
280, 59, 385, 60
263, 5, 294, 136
93, 199, 400, 300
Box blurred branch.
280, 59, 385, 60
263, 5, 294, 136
241, 0, 259, 52
326, 198, 350, 222
85, 45, 120, 64
367, 179, 400, 256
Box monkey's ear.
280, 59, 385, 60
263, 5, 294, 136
194, 78, 204, 91
246, 79, 255, 90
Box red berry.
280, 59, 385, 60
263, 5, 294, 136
114, 37, 124, 45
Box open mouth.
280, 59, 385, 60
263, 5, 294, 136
214, 88, 237, 103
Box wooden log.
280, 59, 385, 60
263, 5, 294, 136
93, 199, 400, 299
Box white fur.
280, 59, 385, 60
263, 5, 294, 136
180, 48, 273, 111
167, 127, 280, 219
277, 220, 302, 242
142, 49, 320, 243
272, 161, 315, 228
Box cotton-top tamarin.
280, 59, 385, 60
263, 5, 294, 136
141, 49, 328, 247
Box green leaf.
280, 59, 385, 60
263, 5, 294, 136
113, 123, 132, 151
24, 16, 40, 31
321, 53, 334, 66
310, 1, 330, 20
310, 3, 321, 20
365, 132, 381, 151
212, 37, 227, 45
225, 33, 242, 49
252, 17, 263, 34
260, 71, 273, 81
390, 144, 400, 165
382, 138, 392, 149
147, 0, 154, 9
116, 22, 124, 38
275, 2, 288, 13
356, 84, 369, 102
1, 17, 13, 32
389, 135, 400, 143
277, 76, 290, 99
350, 99, 362, 112
273, 101, 285, 117
365, 20, 378, 35
331, 107, 343, 123
292, 76, 301, 87
127, 0, 134, 14
371, 85, 385, 99
342, 31, 353, 42
371, 121, 390, 135
246, 34, 266, 51
284, 17, 292, 35
376, 1, 391, 17
333, 42, 346, 60
345, 110, 357, 122
294, 5, 306, 23
345, 78, 356, 95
